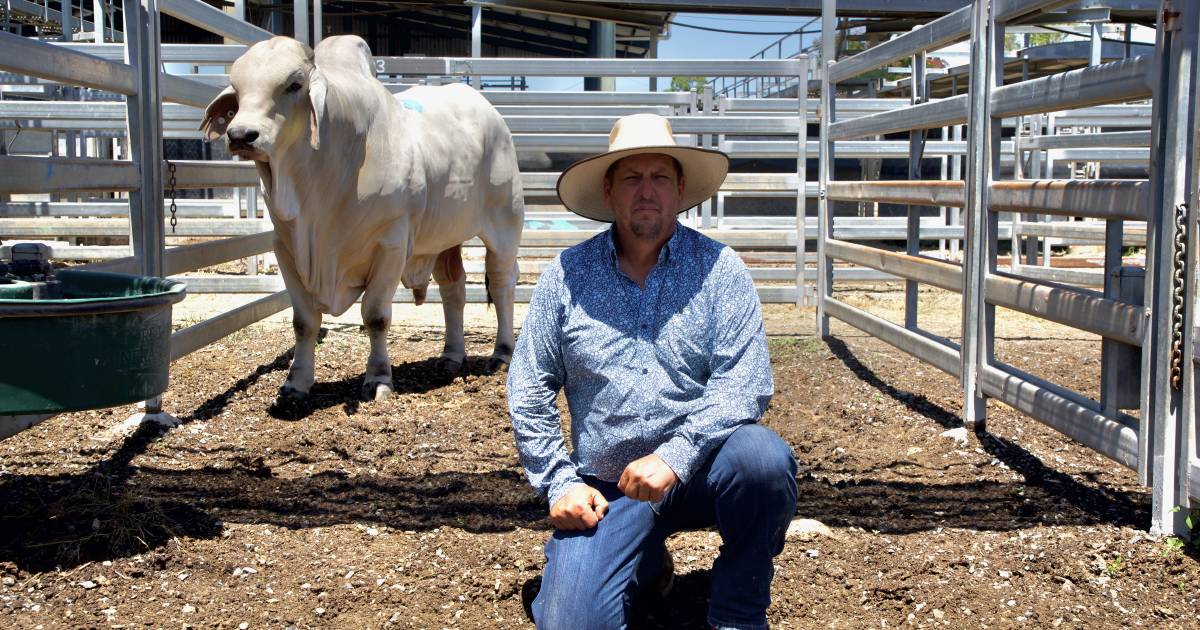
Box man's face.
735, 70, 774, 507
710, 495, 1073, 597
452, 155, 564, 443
603, 153, 685, 242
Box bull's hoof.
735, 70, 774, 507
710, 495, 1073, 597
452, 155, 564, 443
277, 384, 309, 402
362, 380, 394, 401
485, 356, 510, 374
270, 385, 310, 421
434, 356, 464, 379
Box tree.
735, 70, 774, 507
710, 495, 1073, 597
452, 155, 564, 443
669, 76, 708, 92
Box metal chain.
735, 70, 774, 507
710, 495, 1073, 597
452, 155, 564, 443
1169, 203, 1188, 390
166, 160, 178, 234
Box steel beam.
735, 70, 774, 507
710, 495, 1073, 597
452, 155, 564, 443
170, 291, 291, 362
376, 57, 806, 78
982, 363, 1139, 469
160, 73, 220, 107
55, 42, 246, 63
166, 160, 259, 189
0, 156, 137, 193
828, 6, 972, 85
828, 95, 967, 141
825, 297, 962, 377
991, 56, 1154, 119
1016, 130, 1151, 151
826, 180, 965, 207
0, 30, 135, 94
159, 0, 271, 45
989, 180, 1151, 221
826, 238, 961, 291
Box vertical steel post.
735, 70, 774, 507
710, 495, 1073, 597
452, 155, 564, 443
701, 86, 713, 229
1143, 0, 1197, 535
939, 130, 948, 258
1011, 60, 1030, 273
123, 0, 165, 413
649, 37, 659, 92
470, 5, 482, 89
962, 0, 995, 431
817, 0, 835, 338
950, 77, 962, 260
1100, 14, 1128, 421
92, 0, 102, 42
294, 0, 308, 46
1025, 114, 1043, 265
313, 0, 322, 45
905, 50, 926, 330
797, 56, 809, 307
60, 0, 71, 41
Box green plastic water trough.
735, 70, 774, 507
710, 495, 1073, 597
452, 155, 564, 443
0, 270, 186, 415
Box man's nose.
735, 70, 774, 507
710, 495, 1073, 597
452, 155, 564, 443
636, 176, 655, 197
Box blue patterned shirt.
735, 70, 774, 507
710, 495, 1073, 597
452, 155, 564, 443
507, 223, 773, 507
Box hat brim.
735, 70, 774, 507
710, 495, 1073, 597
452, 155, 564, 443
555, 146, 730, 222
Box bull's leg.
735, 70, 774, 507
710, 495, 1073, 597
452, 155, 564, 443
276, 253, 322, 401
360, 255, 406, 402
432, 245, 467, 377
482, 244, 518, 374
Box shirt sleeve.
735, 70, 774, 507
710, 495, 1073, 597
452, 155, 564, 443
654, 247, 774, 483
507, 258, 585, 506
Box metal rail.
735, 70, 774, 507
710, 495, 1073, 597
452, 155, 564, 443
818, 0, 1198, 535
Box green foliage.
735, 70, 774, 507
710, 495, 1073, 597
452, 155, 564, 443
669, 76, 708, 92
1004, 31, 1068, 53
1104, 556, 1124, 577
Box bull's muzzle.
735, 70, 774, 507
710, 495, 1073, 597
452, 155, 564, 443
227, 127, 260, 152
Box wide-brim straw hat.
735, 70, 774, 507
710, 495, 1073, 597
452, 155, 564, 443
556, 113, 729, 222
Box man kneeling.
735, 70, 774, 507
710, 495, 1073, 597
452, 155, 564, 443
507, 114, 798, 630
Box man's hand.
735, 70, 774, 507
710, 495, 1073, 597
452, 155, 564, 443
618, 454, 678, 502
549, 484, 609, 531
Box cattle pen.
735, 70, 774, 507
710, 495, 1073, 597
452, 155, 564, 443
1, 1, 1199, 627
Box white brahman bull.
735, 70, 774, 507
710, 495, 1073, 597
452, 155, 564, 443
200, 35, 524, 402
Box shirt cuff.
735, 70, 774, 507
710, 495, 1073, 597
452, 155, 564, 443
655, 435, 700, 484
547, 477, 587, 508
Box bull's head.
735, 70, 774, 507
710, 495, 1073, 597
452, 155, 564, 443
200, 36, 327, 161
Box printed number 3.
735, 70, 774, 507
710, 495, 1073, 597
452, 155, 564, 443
374, 59, 386, 74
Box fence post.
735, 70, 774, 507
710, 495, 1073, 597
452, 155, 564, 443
961, 0, 997, 432
905, 49, 926, 330
470, 4, 481, 89
123, 0, 168, 416
817, 0, 834, 338
796, 56, 809, 307
1143, 0, 1197, 536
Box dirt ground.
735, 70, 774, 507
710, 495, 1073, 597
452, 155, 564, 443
1, 285, 1198, 629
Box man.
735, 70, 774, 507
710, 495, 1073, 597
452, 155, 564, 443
508, 113, 798, 630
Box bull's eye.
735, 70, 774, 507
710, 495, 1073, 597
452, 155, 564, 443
285, 81, 303, 94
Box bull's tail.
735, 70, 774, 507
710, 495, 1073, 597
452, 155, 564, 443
484, 272, 493, 309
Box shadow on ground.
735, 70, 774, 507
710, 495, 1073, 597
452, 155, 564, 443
0, 335, 1164, 575
822, 337, 1148, 531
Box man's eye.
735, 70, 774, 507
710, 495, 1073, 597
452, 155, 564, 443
285, 82, 303, 94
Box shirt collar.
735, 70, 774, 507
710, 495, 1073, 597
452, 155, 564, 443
604, 222, 683, 269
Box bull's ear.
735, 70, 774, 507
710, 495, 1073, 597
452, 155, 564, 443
200, 85, 238, 141
308, 69, 327, 151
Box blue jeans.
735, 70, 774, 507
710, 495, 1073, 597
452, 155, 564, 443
532, 424, 798, 630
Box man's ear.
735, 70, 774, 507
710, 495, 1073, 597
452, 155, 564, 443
200, 85, 238, 141
677, 174, 686, 197
308, 68, 327, 151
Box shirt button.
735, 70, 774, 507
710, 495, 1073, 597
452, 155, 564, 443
641, 368, 648, 375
